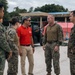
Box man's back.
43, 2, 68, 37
6, 27, 18, 52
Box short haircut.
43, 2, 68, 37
22, 16, 30, 24
10, 17, 19, 25
71, 10, 75, 16
0, 3, 4, 9
47, 14, 55, 20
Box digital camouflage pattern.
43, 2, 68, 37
43, 23, 63, 75
6, 27, 19, 75
0, 23, 11, 75
68, 25, 75, 57
45, 42, 60, 74
68, 25, 75, 75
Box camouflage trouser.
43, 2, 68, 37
44, 42, 60, 74
0, 56, 5, 75
7, 52, 18, 75
70, 55, 75, 75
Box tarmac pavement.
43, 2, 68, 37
4, 44, 70, 75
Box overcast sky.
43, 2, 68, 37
7, 0, 75, 12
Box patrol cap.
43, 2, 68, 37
22, 16, 30, 24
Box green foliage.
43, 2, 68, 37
0, 0, 68, 20
0, 0, 9, 20
9, 12, 20, 18
14, 7, 27, 13
34, 4, 68, 12
9, 7, 27, 18
28, 7, 33, 12
34, 7, 41, 12
19, 9, 27, 13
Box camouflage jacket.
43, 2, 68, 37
0, 23, 11, 57
6, 27, 19, 53
68, 25, 75, 57
43, 23, 63, 45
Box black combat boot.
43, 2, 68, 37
46, 72, 51, 75
28, 73, 34, 75
72, 73, 75, 75
8, 73, 17, 75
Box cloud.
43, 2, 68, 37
7, 0, 17, 5
7, 0, 75, 12
7, 0, 18, 12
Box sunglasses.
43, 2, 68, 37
26, 20, 31, 22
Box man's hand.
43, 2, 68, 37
7, 51, 12, 60
54, 45, 59, 51
32, 48, 35, 53
19, 49, 22, 56
42, 45, 46, 51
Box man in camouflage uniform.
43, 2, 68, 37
68, 10, 75, 75
43, 14, 63, 75
6, 18, 20, 75
0, 3, 12, 75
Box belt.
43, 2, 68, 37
21, 44, 31, 46
47, 41, 57, 44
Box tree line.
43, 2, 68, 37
0, 0, 68, 21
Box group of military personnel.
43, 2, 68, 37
0, 3, 34, 75
0, 2, 75, 75
42, 11, 75, 75
0, 3, 20, 75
